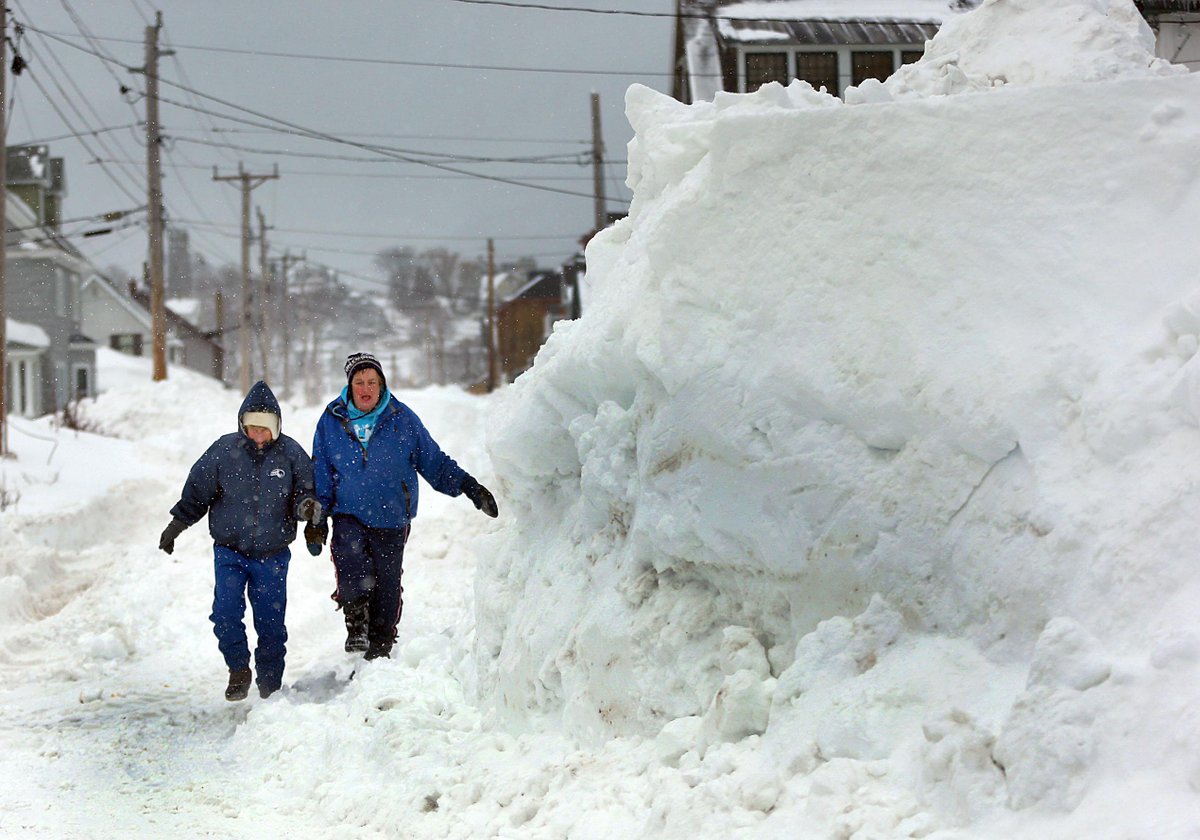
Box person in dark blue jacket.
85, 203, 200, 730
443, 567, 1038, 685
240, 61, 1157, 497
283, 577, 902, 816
158, 381, 323, 701
310, 352, 498, 661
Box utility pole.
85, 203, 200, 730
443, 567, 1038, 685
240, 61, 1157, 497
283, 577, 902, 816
213, 163, 277, 393
0, 2, 9, 456
486, 238, 497, 392
143, 12, 172, 382
214, 291, 225, 383
256, 206, 270, 383
279, 250, 291, 400
591, 92, 606, 233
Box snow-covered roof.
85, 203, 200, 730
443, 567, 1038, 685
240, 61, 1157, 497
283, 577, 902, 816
166, 297, 200, 322
5, 317, 51, 349
713, 0, 959, 22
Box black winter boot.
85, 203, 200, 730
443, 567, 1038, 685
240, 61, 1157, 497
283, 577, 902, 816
225, 668, 252, 702
363, 642, 391, 661
343, 598, 370, 653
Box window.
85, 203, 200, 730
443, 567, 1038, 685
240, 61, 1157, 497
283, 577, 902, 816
111, 333, 144, 356
17, 361, 28, 415
796, 51, 839, 96
852, 51, 895, 86
74, 366, 90, 399
744, 52, 788, 92
901, 50, 924, 66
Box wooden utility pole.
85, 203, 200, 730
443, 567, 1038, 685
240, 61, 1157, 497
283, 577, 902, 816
213, 163, 277, 393
0, 2, 9, 456
591, 92, 606, 233
143, 12, 172, 382
214, 291, 225, 382
279, 250, 291, 399
486, 238, 497, 392
256, 206, 270, 383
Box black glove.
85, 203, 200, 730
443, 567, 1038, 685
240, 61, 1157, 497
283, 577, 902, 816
461, 476, 498, 518
304, 521, 329, 556
298, 497, 323, 524
158, 518, 187, 555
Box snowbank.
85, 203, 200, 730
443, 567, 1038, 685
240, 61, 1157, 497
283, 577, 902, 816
478, 0, 1200, 833
886, 0, 1184, 98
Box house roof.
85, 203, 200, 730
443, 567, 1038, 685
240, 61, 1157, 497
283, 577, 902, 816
506, 271, 562, 304
82, 274, 152, 329
128, 284, 220, 347
5, 317, 51, 349
717, 16, 939, 45
1137, 0, 1200, 11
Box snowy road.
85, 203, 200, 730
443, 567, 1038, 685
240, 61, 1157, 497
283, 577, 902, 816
0, 378, 504, 839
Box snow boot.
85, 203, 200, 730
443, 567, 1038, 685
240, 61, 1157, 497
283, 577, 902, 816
225, 667, 253, 702
259, 683, 280, 699
343, 598, 370, 654
364, 642, 391, 661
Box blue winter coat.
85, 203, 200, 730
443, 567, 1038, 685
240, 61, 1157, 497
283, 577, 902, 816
170, 381, 316, 559
312, 393, 468, 529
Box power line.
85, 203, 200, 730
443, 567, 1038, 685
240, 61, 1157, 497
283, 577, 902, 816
21, 22, 633, 206
174, 217, 583, 241
447, 0, 684, 17
15, 47, 144, 206
25, 24, 671, 77
173, 125, 594, 146
12, 122, 140, 144
167, 133, 597, 166
89, 157, 616, 182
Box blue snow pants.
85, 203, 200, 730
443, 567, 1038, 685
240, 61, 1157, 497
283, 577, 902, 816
330, 514, 410, 651
210, 545, 290, 693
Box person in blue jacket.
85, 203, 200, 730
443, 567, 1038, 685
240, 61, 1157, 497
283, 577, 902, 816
157, 380, 323, 701
309, 352, 498, 661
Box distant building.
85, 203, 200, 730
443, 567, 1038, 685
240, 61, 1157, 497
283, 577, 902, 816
4, 146, 98, 412
1138, 1, 1200, 69
79, 275, 224, 381
167, 227, 192, 297
673, 0, 954, 102
673, 1, 1197, 103
496, 270, 566, 383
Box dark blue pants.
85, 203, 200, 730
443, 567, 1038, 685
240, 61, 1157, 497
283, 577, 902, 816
330, 515, 409, 650
210, 545, 290, 692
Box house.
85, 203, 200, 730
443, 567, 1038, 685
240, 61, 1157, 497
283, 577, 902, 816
673, 1, 1198, 103
1138, 1, 1200, 68
78, 275, 224, 381
496, 270, 566, 383
3, 318, 50, 418
673, 0, 957, 102
4, 145, 98, 411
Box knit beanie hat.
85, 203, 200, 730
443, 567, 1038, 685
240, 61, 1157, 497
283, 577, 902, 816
345, 352, 386, 389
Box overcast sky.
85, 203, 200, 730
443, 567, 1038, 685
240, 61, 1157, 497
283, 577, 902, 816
6, 0, 676, 290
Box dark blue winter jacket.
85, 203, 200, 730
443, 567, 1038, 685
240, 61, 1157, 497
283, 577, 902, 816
170, 381, 316, 559
312, 393, 468, 529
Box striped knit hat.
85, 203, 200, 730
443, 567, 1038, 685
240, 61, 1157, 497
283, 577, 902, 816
344, 352, 386, 388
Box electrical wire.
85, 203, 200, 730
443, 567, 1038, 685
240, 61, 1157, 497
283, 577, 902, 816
24, 24, 671, 78
20, 19, 635, 206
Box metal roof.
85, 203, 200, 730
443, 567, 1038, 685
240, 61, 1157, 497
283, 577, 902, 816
716, 17, 940, 46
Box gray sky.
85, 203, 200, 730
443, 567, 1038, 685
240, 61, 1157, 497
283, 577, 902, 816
7, 0, 675, 289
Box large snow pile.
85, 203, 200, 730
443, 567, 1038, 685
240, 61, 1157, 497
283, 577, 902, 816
479, 0, 1200, 834
887, 0, 1184, 97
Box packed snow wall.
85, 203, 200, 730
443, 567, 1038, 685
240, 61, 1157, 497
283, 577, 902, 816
475, 3, 1200, 775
